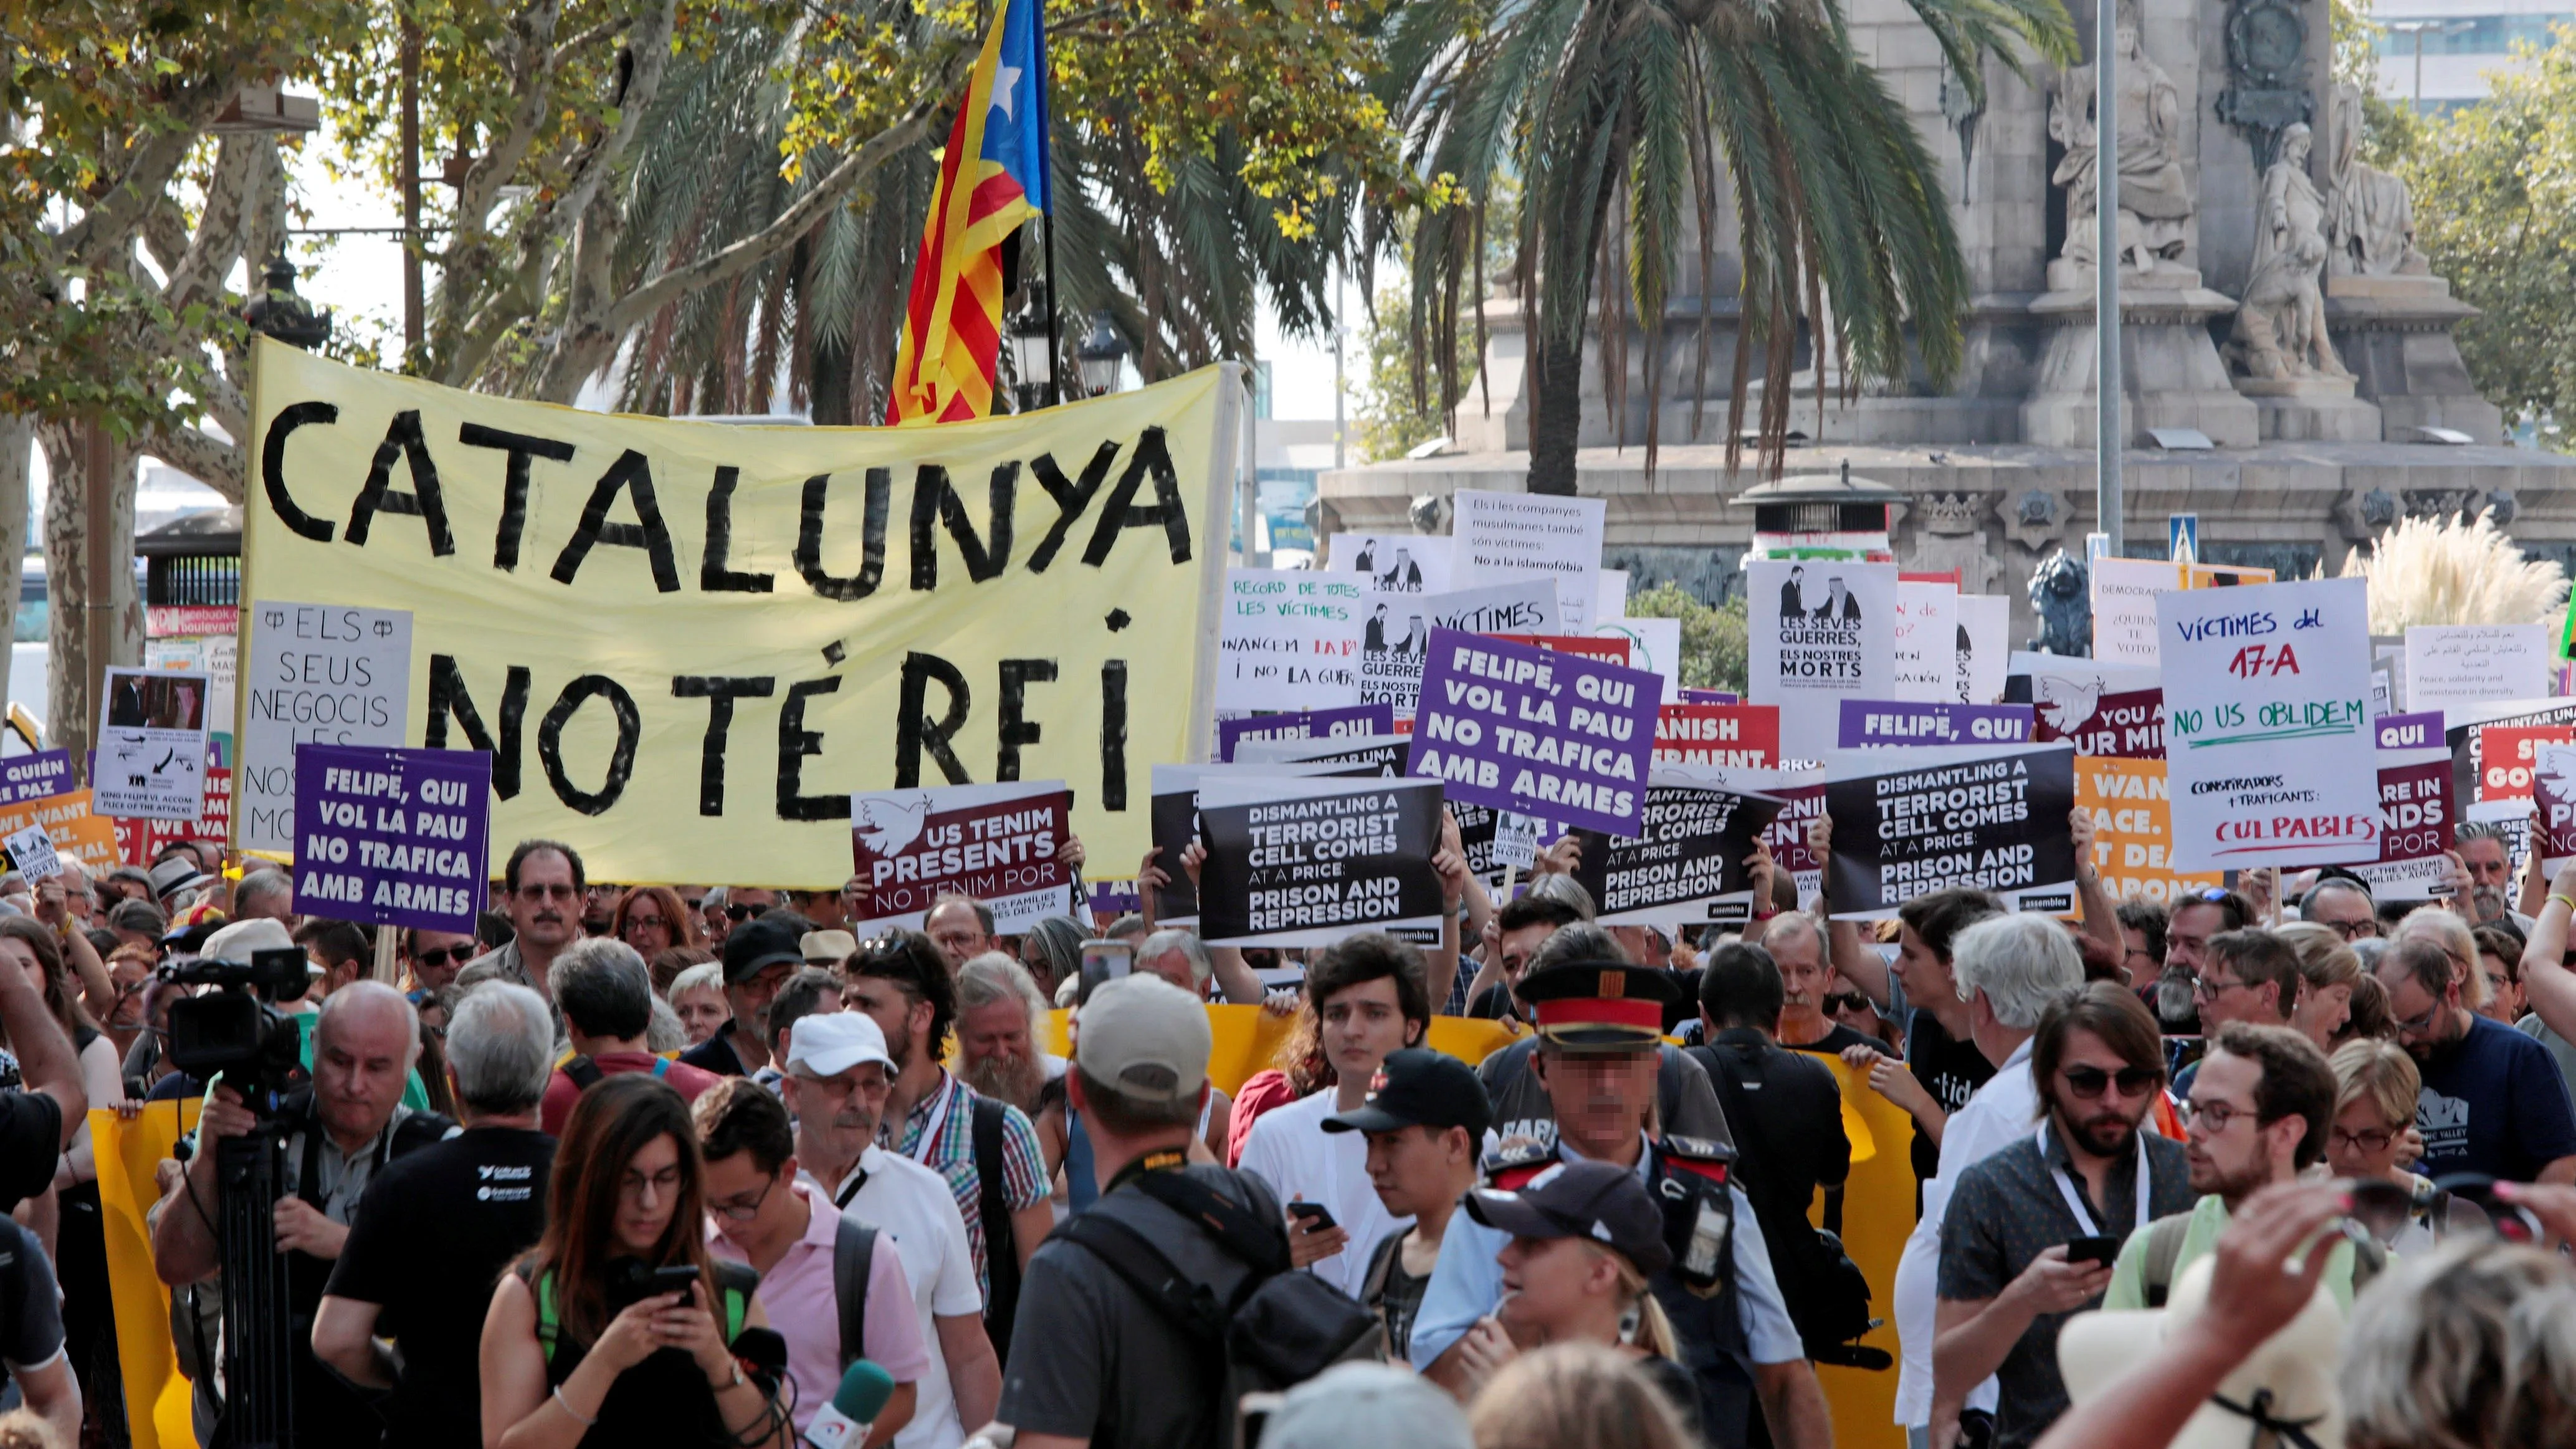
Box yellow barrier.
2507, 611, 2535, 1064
1816, 1055, 1917, 1449
1037, 1005, 1525, 1096
96, 1101, 203, 1449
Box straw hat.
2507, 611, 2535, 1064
2058, 1253, 2344, 1449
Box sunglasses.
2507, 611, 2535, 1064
1823, 991, 1869, 1015
725, 904, 760, 922
413, 945, 473, 970
2060, 1064, 2162, 1099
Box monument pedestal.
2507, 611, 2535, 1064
2233, 374, 2383, 441
2021, 267, 2258, 447
2324, 274, 2506, 443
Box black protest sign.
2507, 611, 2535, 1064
1195, 775, 1446, 946
1823, 744, 2077, 918
1570, 776, 1783, 925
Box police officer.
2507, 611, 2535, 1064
1410, 961, 1833, 1448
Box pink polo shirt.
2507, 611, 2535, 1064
707, 1180, 933, 1430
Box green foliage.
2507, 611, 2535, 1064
1354, 285, 1475, 462
1626, 582, 1747, 694
1378, 0, 2076, 482
2395, 26, 2576, 447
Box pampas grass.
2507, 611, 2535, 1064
2335, 509, 2570, 633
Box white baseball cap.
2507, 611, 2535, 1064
787, 1011, 894, 1078
201, 917, 297, 967
1074, 973, 1210, 1102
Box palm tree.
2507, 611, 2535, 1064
1389, 0, 2076, 490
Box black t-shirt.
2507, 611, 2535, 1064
677, 1020, 748, 1078
1906, 1013, 1996, 1184
327, 1127, 557, 1449
0, 1215, 64, 1379
1363, 1228, 1431, 1362
1782, 1022, 1893, 1059
0, 1092, 62, 1217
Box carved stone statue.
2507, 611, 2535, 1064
2227, 123, 2351, 381
2050, 1, 2194, 277
2028, 550, 2091, 657
2325, 82, 2428, 277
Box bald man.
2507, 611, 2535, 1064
153, 980, 457, 1449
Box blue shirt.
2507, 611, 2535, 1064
2415, 1011, 2576, 1181
1407, 1133, 1804, 1368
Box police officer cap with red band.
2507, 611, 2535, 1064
1514, 959, 1681, 1050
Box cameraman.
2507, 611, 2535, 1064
150, 979, 454, 1449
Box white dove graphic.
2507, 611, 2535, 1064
855, 795, 933, 856
2035, 677, 2106, 737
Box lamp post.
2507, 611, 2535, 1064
242, 252, 334, 350
1006, 308, 1055, 413
1076, 310, 1128, 396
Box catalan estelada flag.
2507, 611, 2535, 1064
885, 0, 1052, 424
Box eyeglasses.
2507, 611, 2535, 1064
2181, 1099, 2250, 1134
2191, 973, 2249, 1001
626, 915, 669, 933
708, 1175, 777, 1222
725, 904, 760, 922
2318, 918, 2379, 941
412, 945, 473, 970
2393, 1000, 2443, 1035
517, 882, 579, 901
2329, 1125, 2397, 1154
619, 1165, 683, 1201
2059, 1064, 2162, 1099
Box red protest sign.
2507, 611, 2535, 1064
1653, 705, 1779, 767
1489, 634, 1632, 664
2475, 725, 2574, 803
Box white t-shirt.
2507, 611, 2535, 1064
1893, 1038, 2037, 1428
803, 1145, 985, 1449
1235, 1087, 1411, 1300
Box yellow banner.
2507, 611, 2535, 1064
97, 1101, 203, 1449
2076, 755, 2222, 905
242, 341, 1236, 886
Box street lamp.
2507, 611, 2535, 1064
1006, 308, 1055, 413
242, 252, 332, 350
2385, 19, 2475, 112
1076, 310, 1128, 396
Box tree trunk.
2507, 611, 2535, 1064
0, 419, 27, 715
39, 424, 140, 764
1525, 325, 1586, 495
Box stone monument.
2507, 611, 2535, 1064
1320, 0, 2576, 644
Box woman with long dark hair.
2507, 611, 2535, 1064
480, 1074, 786, 1449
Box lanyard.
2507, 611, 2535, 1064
904, 1072, 956, 1164
833, 1161, 871, 1210
2034, 1120, 2150, 1236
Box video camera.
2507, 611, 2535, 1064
159, 947, 310, 1106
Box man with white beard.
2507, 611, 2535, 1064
955, 954, 1064, 1114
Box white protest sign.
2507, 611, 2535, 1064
1747, 559, 1897, 746
95, 667, 212, 821
2092, 557, 2184, 666
1594, 616, 1683, 702
1596, 570, 1630, 622
2405, 624, 2552, 713
2162, 578, 2378, 871
1357, 579, 1557, 719
1451, 490, 1605, 626
1958, 595, 2010, 704
1325, 533, 1453, 594
1894, 580, 1960, 701
2, 824, 59, 882
239, 601, 415, 854
1218, 568, 1366, 714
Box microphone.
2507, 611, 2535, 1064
804, 1359, 896, 1449
733, 1327, 789, 1395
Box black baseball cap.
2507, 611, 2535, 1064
1320, 1048, 1492, 1140
1461, 1159, 1672, 1276
722, 916, 804, 984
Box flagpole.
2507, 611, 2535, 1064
1039, 1, 1062, 407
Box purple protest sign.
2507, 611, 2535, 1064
292, 744, 492, 932
1837, 700, 2036, 749
2376, 710, 2443, 752
0, 751, 73, 807
1217, 704, 1397, 762
1406, 628, 1659, 836
1678, 688, 1742, 705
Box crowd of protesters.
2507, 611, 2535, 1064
0, 808, 2563, 1449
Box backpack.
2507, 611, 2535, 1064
561, 1054, 670, 1091
1056, 1168, 1383, 1448
1693, 1041, 1882, 1365
2136, 1210, 2385, 1309
831, 1215, 877, 1370
970, 1096, 1023, 1366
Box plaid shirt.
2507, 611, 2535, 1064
892, 1070, 1048, 1298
